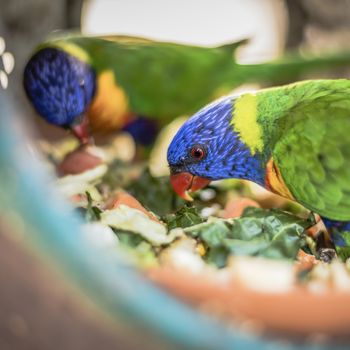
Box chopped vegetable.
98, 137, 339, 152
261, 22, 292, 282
159, 237, 207, 273
85, 191, 103, 222
56, 164, 107, 197
106, 191, 160, 222
222, 197, 260, 218
58, 145, 105, 175
82, 222, 119, 248
127, 169, 185, 216
228, 256, 295, 293
43, 133, 350, 293
101, 205, 181, 246
163, 205, 203, 230
183, 207, 313, 267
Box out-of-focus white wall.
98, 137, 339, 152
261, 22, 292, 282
81, 0, 287, 63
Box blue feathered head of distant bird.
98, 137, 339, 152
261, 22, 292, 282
167, 97, 265, 200
23, 47, 96, 127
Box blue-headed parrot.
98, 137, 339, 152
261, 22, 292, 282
167, 79, 350, 257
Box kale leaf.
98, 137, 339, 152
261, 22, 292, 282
163, 205, 203, 230
185, 207, 313, 267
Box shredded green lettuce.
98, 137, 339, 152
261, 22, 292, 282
184, 207, 314, 267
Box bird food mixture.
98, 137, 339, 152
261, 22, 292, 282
36, 129, 350, 338
41, 132, 350, 276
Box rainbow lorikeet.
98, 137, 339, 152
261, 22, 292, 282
23, 35, 350, 145
167, 79, 350, 254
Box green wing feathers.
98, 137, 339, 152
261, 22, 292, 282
260, 80, 350, 220
50, 36, 242, 120
40, 35, 350, 125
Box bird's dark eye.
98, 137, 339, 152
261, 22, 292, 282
190, 145, 206, 161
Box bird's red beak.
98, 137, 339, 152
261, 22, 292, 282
170, 172, 211, 201
70, 116, 92, 145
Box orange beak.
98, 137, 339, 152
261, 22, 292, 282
170, 172, 211, 201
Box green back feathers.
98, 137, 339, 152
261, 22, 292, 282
38, 35, 350, 127
255, 80, 350, 220
42, 35, 243, 120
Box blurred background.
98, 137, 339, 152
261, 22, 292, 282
3, 0, 350, 140
1, 0, 350, 348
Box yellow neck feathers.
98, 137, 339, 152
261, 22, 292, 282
231, 93, 263, 155
51, 41, 91, 63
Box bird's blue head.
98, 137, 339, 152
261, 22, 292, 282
167, 97, 265, 200
23, 47, 96, 127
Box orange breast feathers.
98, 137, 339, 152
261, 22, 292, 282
87, 70, 133, 134
265, 158, 295, 201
